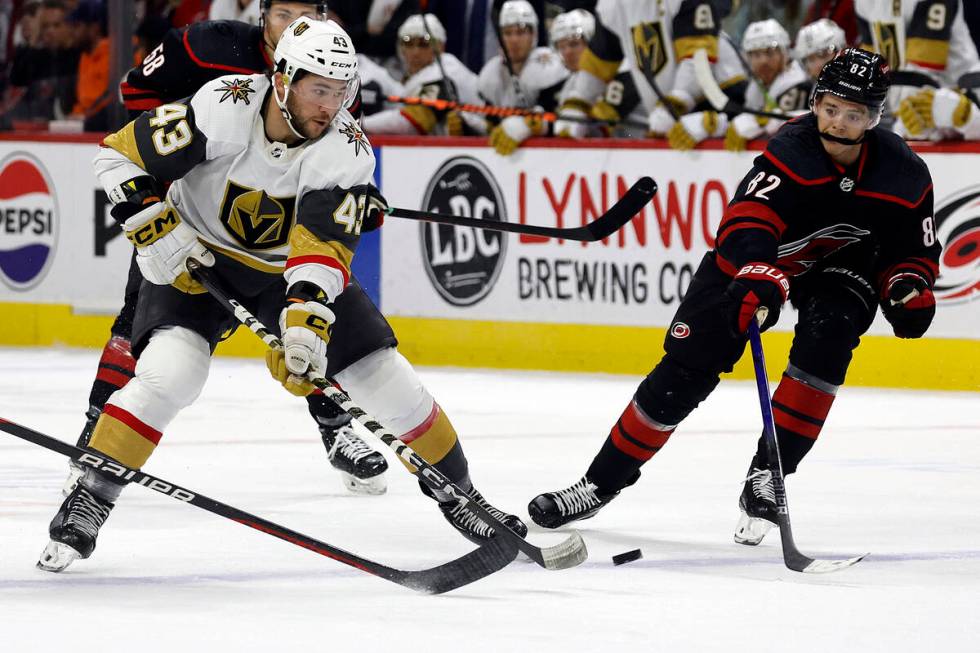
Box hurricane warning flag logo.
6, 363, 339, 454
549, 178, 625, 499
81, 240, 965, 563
0, 153, 58, 290
934, 185, 980, 304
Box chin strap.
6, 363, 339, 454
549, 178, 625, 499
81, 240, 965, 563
818, 130, 866, 145
274, 81, 307, 141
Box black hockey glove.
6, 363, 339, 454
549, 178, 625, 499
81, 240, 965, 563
881, 274, 935, 339
725, 262, 790, 335
361, 185, 388, 232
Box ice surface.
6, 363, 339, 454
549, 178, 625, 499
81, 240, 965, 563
1, 347, 978, 652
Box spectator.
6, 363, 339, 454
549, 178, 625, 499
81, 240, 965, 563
67, 0, 108, 130
805, 0, 859, 46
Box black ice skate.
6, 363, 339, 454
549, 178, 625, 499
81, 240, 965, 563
527, 476, 623, 529
422, 483, 528, 544
38, 484, 115, 572
62, 406, 101, 496
734, 466, 779, 545
321, 423, 389, 495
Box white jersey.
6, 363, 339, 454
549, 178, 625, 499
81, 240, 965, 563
478, 47, 569, 109
96, 74, 375, 300
564, 0, 721, 113
362, 53, 481, 135
208, 0, 260, 25
855, 0, 980, 86
745, 60, 811, 134
357, 54, 405, 116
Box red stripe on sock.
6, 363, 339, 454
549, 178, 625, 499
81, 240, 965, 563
95, 368, 133, 390
773, 407, 822, 439
399, 403, 440, 444
772, 375, 835, 422
610, 424, 658, 461
618, 401, 673, 449
103, 404, 163, 445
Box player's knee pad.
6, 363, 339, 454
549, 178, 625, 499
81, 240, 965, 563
791, 286, 875, 385
108, 326, 211, 430
333, 347, 434, 434
635, 355, 721, 426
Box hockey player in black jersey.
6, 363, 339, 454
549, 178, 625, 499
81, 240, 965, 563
529, 50, 941, 545
70, 1, 395, 496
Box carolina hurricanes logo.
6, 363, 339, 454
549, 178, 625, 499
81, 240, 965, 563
776, 223, 870, 276
670, 322, 691, 339
933, 185, 980, 304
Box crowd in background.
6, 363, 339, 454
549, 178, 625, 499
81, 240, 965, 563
0, 0, 979, 147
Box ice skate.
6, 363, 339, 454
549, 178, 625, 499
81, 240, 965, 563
321, 423, 388, 495
422, 483, 527, 544
38, 484, 115, 572
734, 466, 779, 545
527, 476, 623, 529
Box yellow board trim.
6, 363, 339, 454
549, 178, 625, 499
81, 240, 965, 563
1, 303, 977, 391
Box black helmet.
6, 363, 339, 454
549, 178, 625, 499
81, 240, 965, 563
261, 1, 328, 16
811, 48, 890, 113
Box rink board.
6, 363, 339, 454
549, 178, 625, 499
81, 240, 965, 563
0, 134, 977, 390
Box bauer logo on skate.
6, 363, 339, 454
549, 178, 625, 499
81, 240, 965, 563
420, 156, 507, 306
0, 152, 58, 290
933, 185, 980, 304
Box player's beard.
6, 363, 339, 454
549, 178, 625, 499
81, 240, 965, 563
286, 93, 334, 140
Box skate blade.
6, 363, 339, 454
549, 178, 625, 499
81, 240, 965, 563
734, 512, 775, 546
37, 541, 82, 572
339, 471, 387, 496
62, 463, 84, 497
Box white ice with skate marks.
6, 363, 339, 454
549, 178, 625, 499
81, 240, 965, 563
0, 347, 978, 652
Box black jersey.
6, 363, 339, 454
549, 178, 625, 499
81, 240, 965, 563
716, 113, 941, 292
121, 20, 362, 119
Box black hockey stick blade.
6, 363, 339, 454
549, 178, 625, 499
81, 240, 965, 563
0, 417, 518, 594
747, 321, 868, 574
187, 261, 589, 571
386, 176, 657, 243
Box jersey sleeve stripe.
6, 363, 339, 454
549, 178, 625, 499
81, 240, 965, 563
578, 47, 621, 82
182, 30, 261, 74
854, 183, 933, 209
762, 149, 834, 186
717, 201, 786, 245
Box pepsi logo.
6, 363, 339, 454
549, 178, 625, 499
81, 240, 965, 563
0, 153, 58, 290
934, 185, 980, 304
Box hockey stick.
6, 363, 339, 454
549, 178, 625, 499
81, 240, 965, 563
0, 417, 517, 594
387, 176, 657, 242
747, 319, 867, 573
693, 49, 789, 120
187, 261, 589, 571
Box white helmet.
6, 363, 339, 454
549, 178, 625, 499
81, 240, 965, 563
273, 18, 359, 138
793, 19, 846, 59
742, 19, 791, 53
500, 0, 538, 34
397, 13, 447, 45
549, 9, 595, 45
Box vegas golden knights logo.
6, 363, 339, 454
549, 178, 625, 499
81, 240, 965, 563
872, 22, 900, 70
218, 182, 296, 250
632, 22, 668, 82
293, 21, 310, 36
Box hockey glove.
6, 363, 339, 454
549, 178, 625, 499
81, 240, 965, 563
361, 185, 388, 232
881, 274, 935, 339
668, 111, 726, 150
123, 201, 214, 291
554, 105, 590, 138
725, 262, 790, 335
266, 301, 335, 397
929, 87, 974, 130
589, 99, 621, 125
647, 94, 691, 137
897, 89, 935, 136
490, 115, 531, 155
445, 110, 464, 136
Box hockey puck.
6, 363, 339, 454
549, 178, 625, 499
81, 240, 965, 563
612, 549, 643, 566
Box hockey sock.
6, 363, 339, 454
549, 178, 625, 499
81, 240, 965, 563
87, 405, 162, 470
755, 370, 838, 474
399, 402, 470, 487
586, 398, 675, 494
86, 335, 136, 413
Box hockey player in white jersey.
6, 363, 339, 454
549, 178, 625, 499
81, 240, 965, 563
856, 0, 980, 139
552, 0, 724, 140
361, 14, 482, 135
38, 18, 526, 573
794, 18, 848, 80
719, 19, 811, 151
488, 7, 591, 155
356, 54, 405, 117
